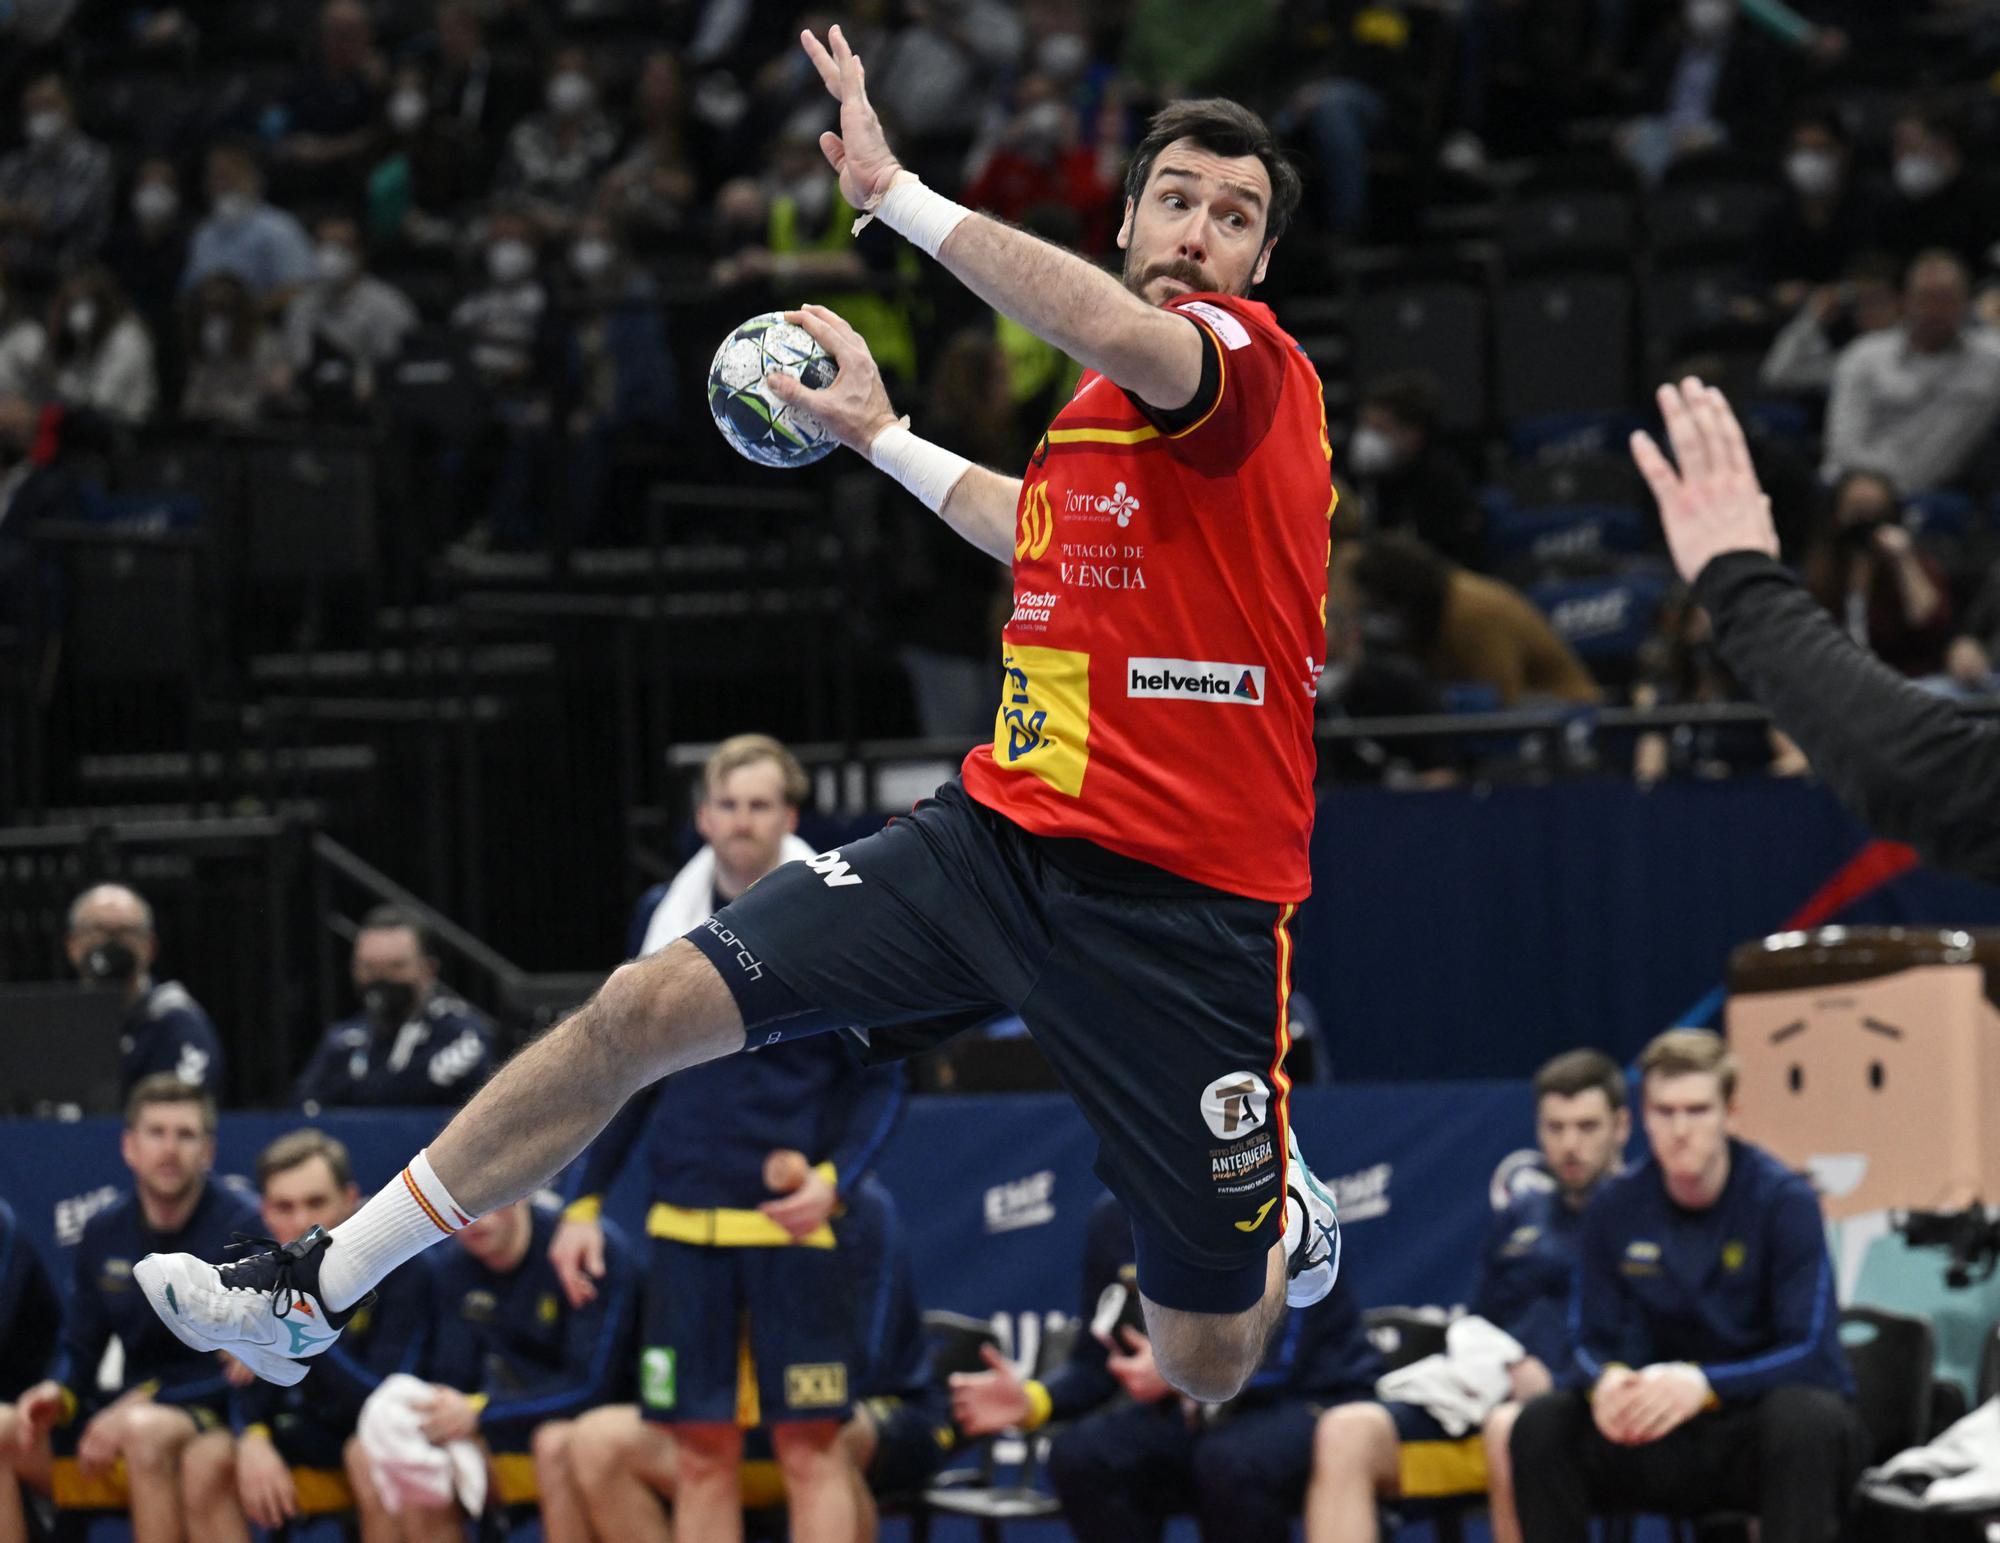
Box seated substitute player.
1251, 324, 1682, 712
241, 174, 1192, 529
293, 905, 496, 1111
0, 1196, 61, 1543
542, 1175, 952, 1543
180, 1130, 432, 1543
0, 1077, 253, 1543
137, 31, 1344, 1412
67, 882, 224, 1099
1305, 1048, 1629, 1543
342, 1194, 637, 1543
952, 1191, 1382, 1543
1510, 1029, 1867, 1543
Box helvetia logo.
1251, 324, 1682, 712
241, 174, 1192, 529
1127, 657, 1266, 705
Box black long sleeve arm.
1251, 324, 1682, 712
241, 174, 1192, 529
1696, 552, 2000, 884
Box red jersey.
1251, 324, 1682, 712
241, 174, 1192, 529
959, 292, 1335, 901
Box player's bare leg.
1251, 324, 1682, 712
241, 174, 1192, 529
1139, 1243, 1289, 1402
138, 942, 747, 1361
120, 1402, 201, 1543
177, 1429, 249, 1543
572, 1406, 675, 1543
673, 1422, 745, 1543
0, 1402, 48, 1543
1483, 1401, 1526, 1543
532, 1420, 596, 1543
1304, 1401, 1401, 1543
771, 1420, 857, 1543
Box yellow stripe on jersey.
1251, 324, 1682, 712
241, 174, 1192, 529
1046, 423, 1161, 446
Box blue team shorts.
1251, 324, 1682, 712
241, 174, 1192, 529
685, 777, 1298, 1315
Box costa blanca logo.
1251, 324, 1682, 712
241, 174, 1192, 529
1128, 657, 1266, 705
1201, 1071, 1270, 1140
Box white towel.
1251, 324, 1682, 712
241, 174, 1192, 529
357, 1374, 487, 1517
1861, 1396, 2000, 1513
638, 835, 819, 957
1374, 1316, 1525, 1437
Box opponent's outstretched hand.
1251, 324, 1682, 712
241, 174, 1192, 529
1630, 378, 1780, 584
763, 303, 898, 455
800, 25, 903, 212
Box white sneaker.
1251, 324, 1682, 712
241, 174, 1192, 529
1283, 1130, 1342, 1307
135, 1226, 368, 1388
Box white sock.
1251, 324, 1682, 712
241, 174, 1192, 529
319, 1149, 474, 1311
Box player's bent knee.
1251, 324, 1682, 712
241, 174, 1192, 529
122, 1406, 195, 1469
1314, 1401, 1386, 1473
597, 943, 744, 1073
531, 1421, 571, 1471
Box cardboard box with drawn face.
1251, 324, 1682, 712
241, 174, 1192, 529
1729, 934, 2000, 1219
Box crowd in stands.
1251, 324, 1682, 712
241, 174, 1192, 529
5, 0, 2000, 767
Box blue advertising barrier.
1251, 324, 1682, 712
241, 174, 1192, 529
1, 1082, 1536, 1347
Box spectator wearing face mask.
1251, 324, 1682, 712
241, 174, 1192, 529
450, 207, 555, 546
283, 214, 417, 410
40, 267, 157, 425
106, 158, 192, 358
368, 63, 485, 252
1800, 468, 1952, 678
178, 271, 291, 427
0, 73, 113, 280
499, 46, 619, 228
0, 257, 47, 398
294, 905, 496, 1112
1619, 0, 1785, 186
560, 212, 674, 540
65, 882, 224, 1099
964, 75, 1120, 255
1883, 107, 1995, 273
597, 50, 698, 248
182, 142, 316, 309
1748, 108, 1880, 318
1349, 372, 1481, 568
1823, 248, 2000, 495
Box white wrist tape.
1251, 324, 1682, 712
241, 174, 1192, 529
869, 421, 972, 513
852, 173, 971, 258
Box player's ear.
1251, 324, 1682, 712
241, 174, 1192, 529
1251, 238, 1275, 288
783, 806, 800, 836
1116, 198, 1134, 252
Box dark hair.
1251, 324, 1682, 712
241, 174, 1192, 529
125, 1073, 217, 1134
1897, 104, 1964, 151
1350, 533, 1450, 654
256, 1128, 355, 1191
1789, 105, 1849, 147
1532, 1049, 1627, 1111
1362, 370, 1443, 435
358, 903, 436, 958
1123, 97, 1301, 248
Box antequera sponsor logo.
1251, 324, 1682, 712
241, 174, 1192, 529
1126, 657, 1266, 705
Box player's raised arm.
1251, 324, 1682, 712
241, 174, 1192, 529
798, 26, 1277, 414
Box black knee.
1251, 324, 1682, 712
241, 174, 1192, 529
1756, 1385, 1865, 1465
1048, 1424, 1119, 1500
1511, 1389, 1590, 1470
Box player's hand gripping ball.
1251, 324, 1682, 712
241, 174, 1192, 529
708, 312, 839, 467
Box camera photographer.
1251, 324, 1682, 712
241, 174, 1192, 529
65, 883, 223, 1102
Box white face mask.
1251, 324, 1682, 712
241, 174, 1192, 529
1895, 152, 1950, 201
1785, 149, 1840, 200
1685, 0, 1734, 40
132, 181, 179, 225
315, 242, 358, 285
547, 71, 593, 116
488, 238, 535, 284
1016, 100, 1069, 155
24, 110, 65, 145
202, 314, 234, 357
388, 89, 427, 132
1036, 31, 1089, 80
1348, 424, 1400, 477
570, 237, 614, 280
66, 299, 98, 338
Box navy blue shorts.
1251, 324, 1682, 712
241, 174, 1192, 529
687, 779, 1297, 1314
638, 1237, 856, 1427
862, 1394, 957, 1495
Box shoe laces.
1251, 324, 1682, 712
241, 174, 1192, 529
221, 1232, 313, 1318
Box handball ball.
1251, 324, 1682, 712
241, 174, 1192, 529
708, 312, 839, 468
763, 1148, 810, 1194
